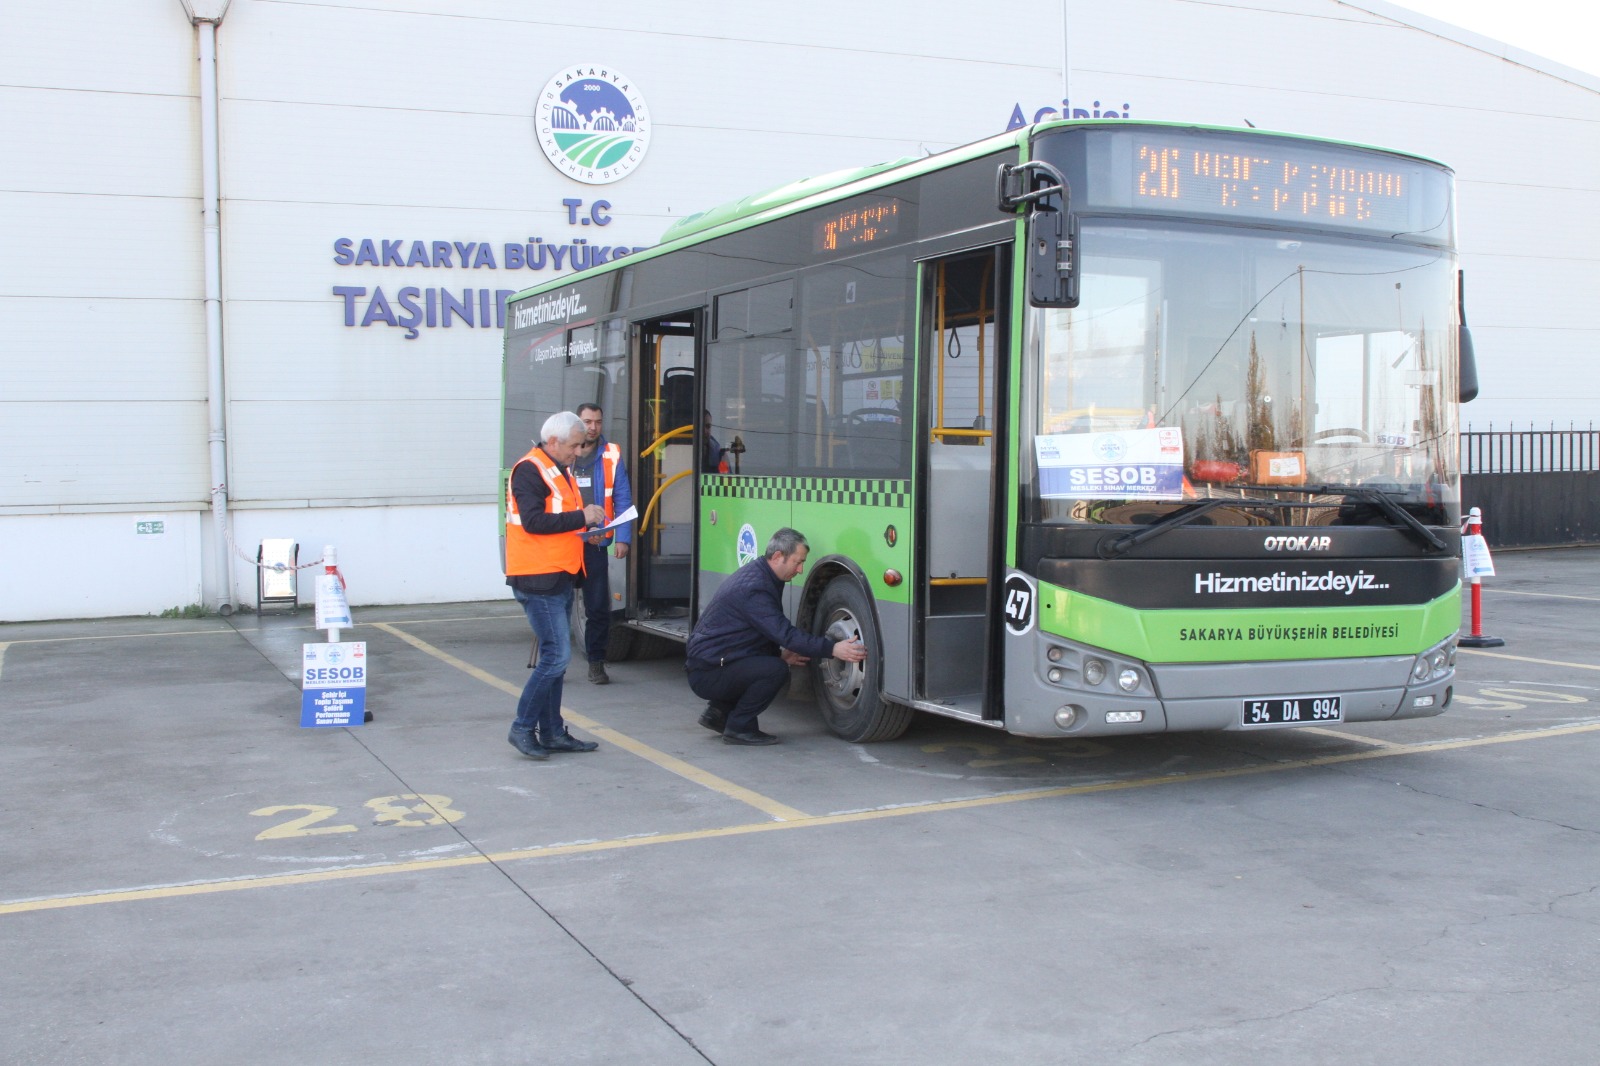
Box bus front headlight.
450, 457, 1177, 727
1411, 637, 1457, 683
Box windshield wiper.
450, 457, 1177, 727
1283, 483, 1450, 552
1098, 497, 1274, 558
1096, 484, 1449, 558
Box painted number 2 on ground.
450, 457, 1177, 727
249, 794, 465, 840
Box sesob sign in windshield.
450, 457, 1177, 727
1035, 427, 1186, 500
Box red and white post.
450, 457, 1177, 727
1459, 507, 1505, 648
319, 545, 349, 643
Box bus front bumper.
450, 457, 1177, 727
1003, 645, 1455, 738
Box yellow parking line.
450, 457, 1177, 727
1299, 726, 1401, 748
362, 613, 523, 626
0, 857, 492, 915
1460, 648, 1600, 672
1484, 588, 1600, 603
8, 718, 1599, 917
370, 622, 810, 823
1, 628, 233, 644
0, 614, 514, 648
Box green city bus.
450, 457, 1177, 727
501, 120, 1474, 742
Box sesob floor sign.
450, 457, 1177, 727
300, 642, 368, 727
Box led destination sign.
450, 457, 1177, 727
1078, 129, 1451, 239
1137, 143, 1411, 226
814, 199, 901, 253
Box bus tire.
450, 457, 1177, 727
812, 577, 911, 743
572, 596, 630, 661
603, 619, 636, 662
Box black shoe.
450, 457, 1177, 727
723, 729, 780, 746
587, 661, 610, 685
698, 705, 728, 733
508, 727, 550, 760
541, 730, 599, 753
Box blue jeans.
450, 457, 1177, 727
513, 585, 572, 738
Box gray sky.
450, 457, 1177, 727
1380, 1, 1600, 77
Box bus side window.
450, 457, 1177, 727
799, 256, 911, 474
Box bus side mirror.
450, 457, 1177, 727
998, 160, 1081, 309
1458, 270, 1479, 403
1458, 325, 1479, 403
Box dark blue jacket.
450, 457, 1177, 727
685, 557, 833, 670
568, 433, 633, 547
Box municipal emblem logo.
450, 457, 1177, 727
535, 65, 651, 185
1093, 434, 1128, 462
736, 524, 759, 568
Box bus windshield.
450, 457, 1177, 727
1024, 221, 1459, 527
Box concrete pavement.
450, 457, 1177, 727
3, 549, 1598, 1064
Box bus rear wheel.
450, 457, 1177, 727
812, 577, 911, 743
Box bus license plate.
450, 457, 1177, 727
1243, 696, 1341, 726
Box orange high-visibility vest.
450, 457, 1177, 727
597, 441, 620, 523
574, 441, 621, 544
504, 447, 585, 577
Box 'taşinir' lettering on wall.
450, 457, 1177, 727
327, 198, 648, 340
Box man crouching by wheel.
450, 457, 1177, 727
685, 528, 867, 745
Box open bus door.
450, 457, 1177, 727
627, 312, 704, 645
916, 247, 1009, 721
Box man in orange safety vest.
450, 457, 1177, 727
504, 411, 605, 760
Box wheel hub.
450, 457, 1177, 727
818, 612, 864, 708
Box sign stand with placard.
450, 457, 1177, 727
300, 545, 372, 726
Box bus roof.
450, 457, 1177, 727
661, 126, 1034, 241
506, 120, 1449, 305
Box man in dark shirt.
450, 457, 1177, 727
504, 411, 606, 759
684, 527, 866, 745
701, 408, 725, 474
570, 402, 633, 685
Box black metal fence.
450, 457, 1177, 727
1463, 423, 1600, 474
1461, 424, 1600, 548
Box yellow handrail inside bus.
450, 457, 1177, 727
641, 423, 693, 459
929, 577, 987, 586
639, 468, 692, 534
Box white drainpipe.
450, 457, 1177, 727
181, 0, 235, 614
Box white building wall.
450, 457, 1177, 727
1, 0, 1595, 621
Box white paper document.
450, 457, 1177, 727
577, 504, 637, 536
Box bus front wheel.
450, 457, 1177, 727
812, 577, 912, 743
